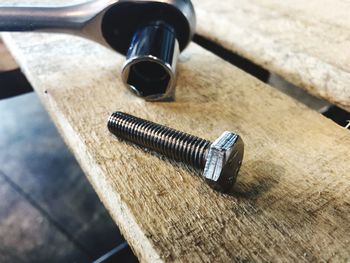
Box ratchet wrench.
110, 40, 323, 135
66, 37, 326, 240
0, 0, 196, 101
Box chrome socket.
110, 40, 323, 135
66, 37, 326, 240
122, 21, 180, 101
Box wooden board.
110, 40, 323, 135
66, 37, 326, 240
194, 0, 350, 112
0, 38, 17, 71
3, 30, 350, 262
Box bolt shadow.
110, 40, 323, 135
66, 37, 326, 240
227, 160, 284, 199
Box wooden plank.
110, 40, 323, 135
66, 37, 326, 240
0, 38, 17, 71
194, 0, 350, 112
3, 31, 350, 262
1, 6, 350, 262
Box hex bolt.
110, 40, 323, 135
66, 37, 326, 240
108, 112, 244, 192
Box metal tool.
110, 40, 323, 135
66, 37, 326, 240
0, 0, 196, 101
108, 112, 244, 192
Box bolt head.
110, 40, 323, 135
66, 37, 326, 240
203, 131, 244, 192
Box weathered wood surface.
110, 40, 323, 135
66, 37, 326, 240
0, 38, 17, 71
3, 29, 350, 262
194, 0, 350, 111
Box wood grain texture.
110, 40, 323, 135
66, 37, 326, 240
3, 29, 350, 262
194, 0, 350, 111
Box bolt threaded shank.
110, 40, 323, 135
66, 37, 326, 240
108, 112, 211, 169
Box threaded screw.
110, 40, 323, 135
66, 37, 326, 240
108, 112, 244, 192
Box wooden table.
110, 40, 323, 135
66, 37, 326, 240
2, 0, 350, 262
194, 0, 350, 112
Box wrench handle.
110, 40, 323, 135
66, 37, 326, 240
0, 6, 85, 32
0, 0, 113, 33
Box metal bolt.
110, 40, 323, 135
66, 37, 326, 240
108, 112, 244, 192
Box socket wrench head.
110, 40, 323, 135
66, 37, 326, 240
101, 0, 196, 100
122, 22, 179, 100
203, 132, 244, 192
0, 0, 196, 101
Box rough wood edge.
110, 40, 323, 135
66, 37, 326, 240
0, 37, 18, 71
1, 32, 163, 263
